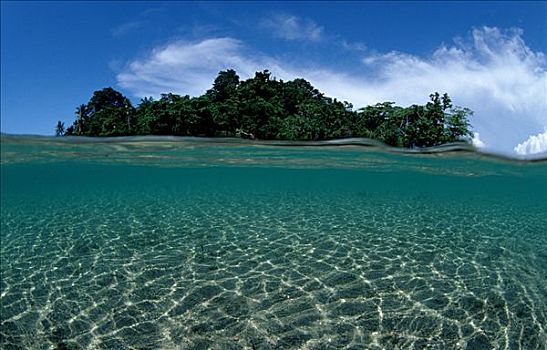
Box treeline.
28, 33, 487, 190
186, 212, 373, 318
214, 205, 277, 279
56, 69, 472, 148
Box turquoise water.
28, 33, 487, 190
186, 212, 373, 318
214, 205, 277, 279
1, 136, 546, 349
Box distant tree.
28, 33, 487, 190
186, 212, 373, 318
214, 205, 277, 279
74, 104, 89, 135
134, 97, 157, 134
355, 93, 472, 148
87, 87, 130, 112
60, 70, 473, 147
207, 69, 240, 101
71, 88, 136, 136
192, 94, 216, 136
357, 102, 398, 140
444, 107, 473, 142
153, 93, 197, 135
55, 121, 65, 136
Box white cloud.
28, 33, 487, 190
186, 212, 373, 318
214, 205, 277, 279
307, 27, 547, 154
514, 131, 547, 155
341, 40, 367, 52
119, 38, 256, 97
117, 37, 303, 98
111, 21, 145, 37
261, 14, 323, 42
472, 132, 486, 149
111, 8, 164, 38
116, 26, 546, 155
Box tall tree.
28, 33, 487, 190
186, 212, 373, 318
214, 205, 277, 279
74, 104, 88, 135
55, 121, 65, 136
80, 88, 136, 136
207, 69, 240, 102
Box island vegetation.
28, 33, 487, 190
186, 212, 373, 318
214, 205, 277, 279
56, 69, 472, 148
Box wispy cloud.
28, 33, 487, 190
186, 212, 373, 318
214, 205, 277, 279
116, 27, 546, 154
118, 38, 241, 97
111, 8, 164, 38
260, 14, 323, 42
341, 40, 367, 52
117, 38, 291, 97
140, 7, 164, 17
111, 21, 145, 38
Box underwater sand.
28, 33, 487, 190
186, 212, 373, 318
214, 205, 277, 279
1, 136, 546, 349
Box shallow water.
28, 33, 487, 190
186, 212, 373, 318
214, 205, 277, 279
1, 136, 546, 349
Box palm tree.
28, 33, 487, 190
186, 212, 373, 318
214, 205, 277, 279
75, 104, 88, 135
55, 121, 65, 136
123, 98, 133, 132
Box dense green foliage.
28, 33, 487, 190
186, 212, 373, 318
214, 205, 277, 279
59, 69, 472, 147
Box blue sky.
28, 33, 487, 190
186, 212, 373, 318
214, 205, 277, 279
2, 1, 546, 155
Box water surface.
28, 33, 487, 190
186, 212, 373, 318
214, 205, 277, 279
1, 136, 546, 349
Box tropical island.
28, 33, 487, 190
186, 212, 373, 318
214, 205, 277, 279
57, 69, 472, 148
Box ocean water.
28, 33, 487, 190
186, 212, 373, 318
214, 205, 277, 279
1, 136, 546, 350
